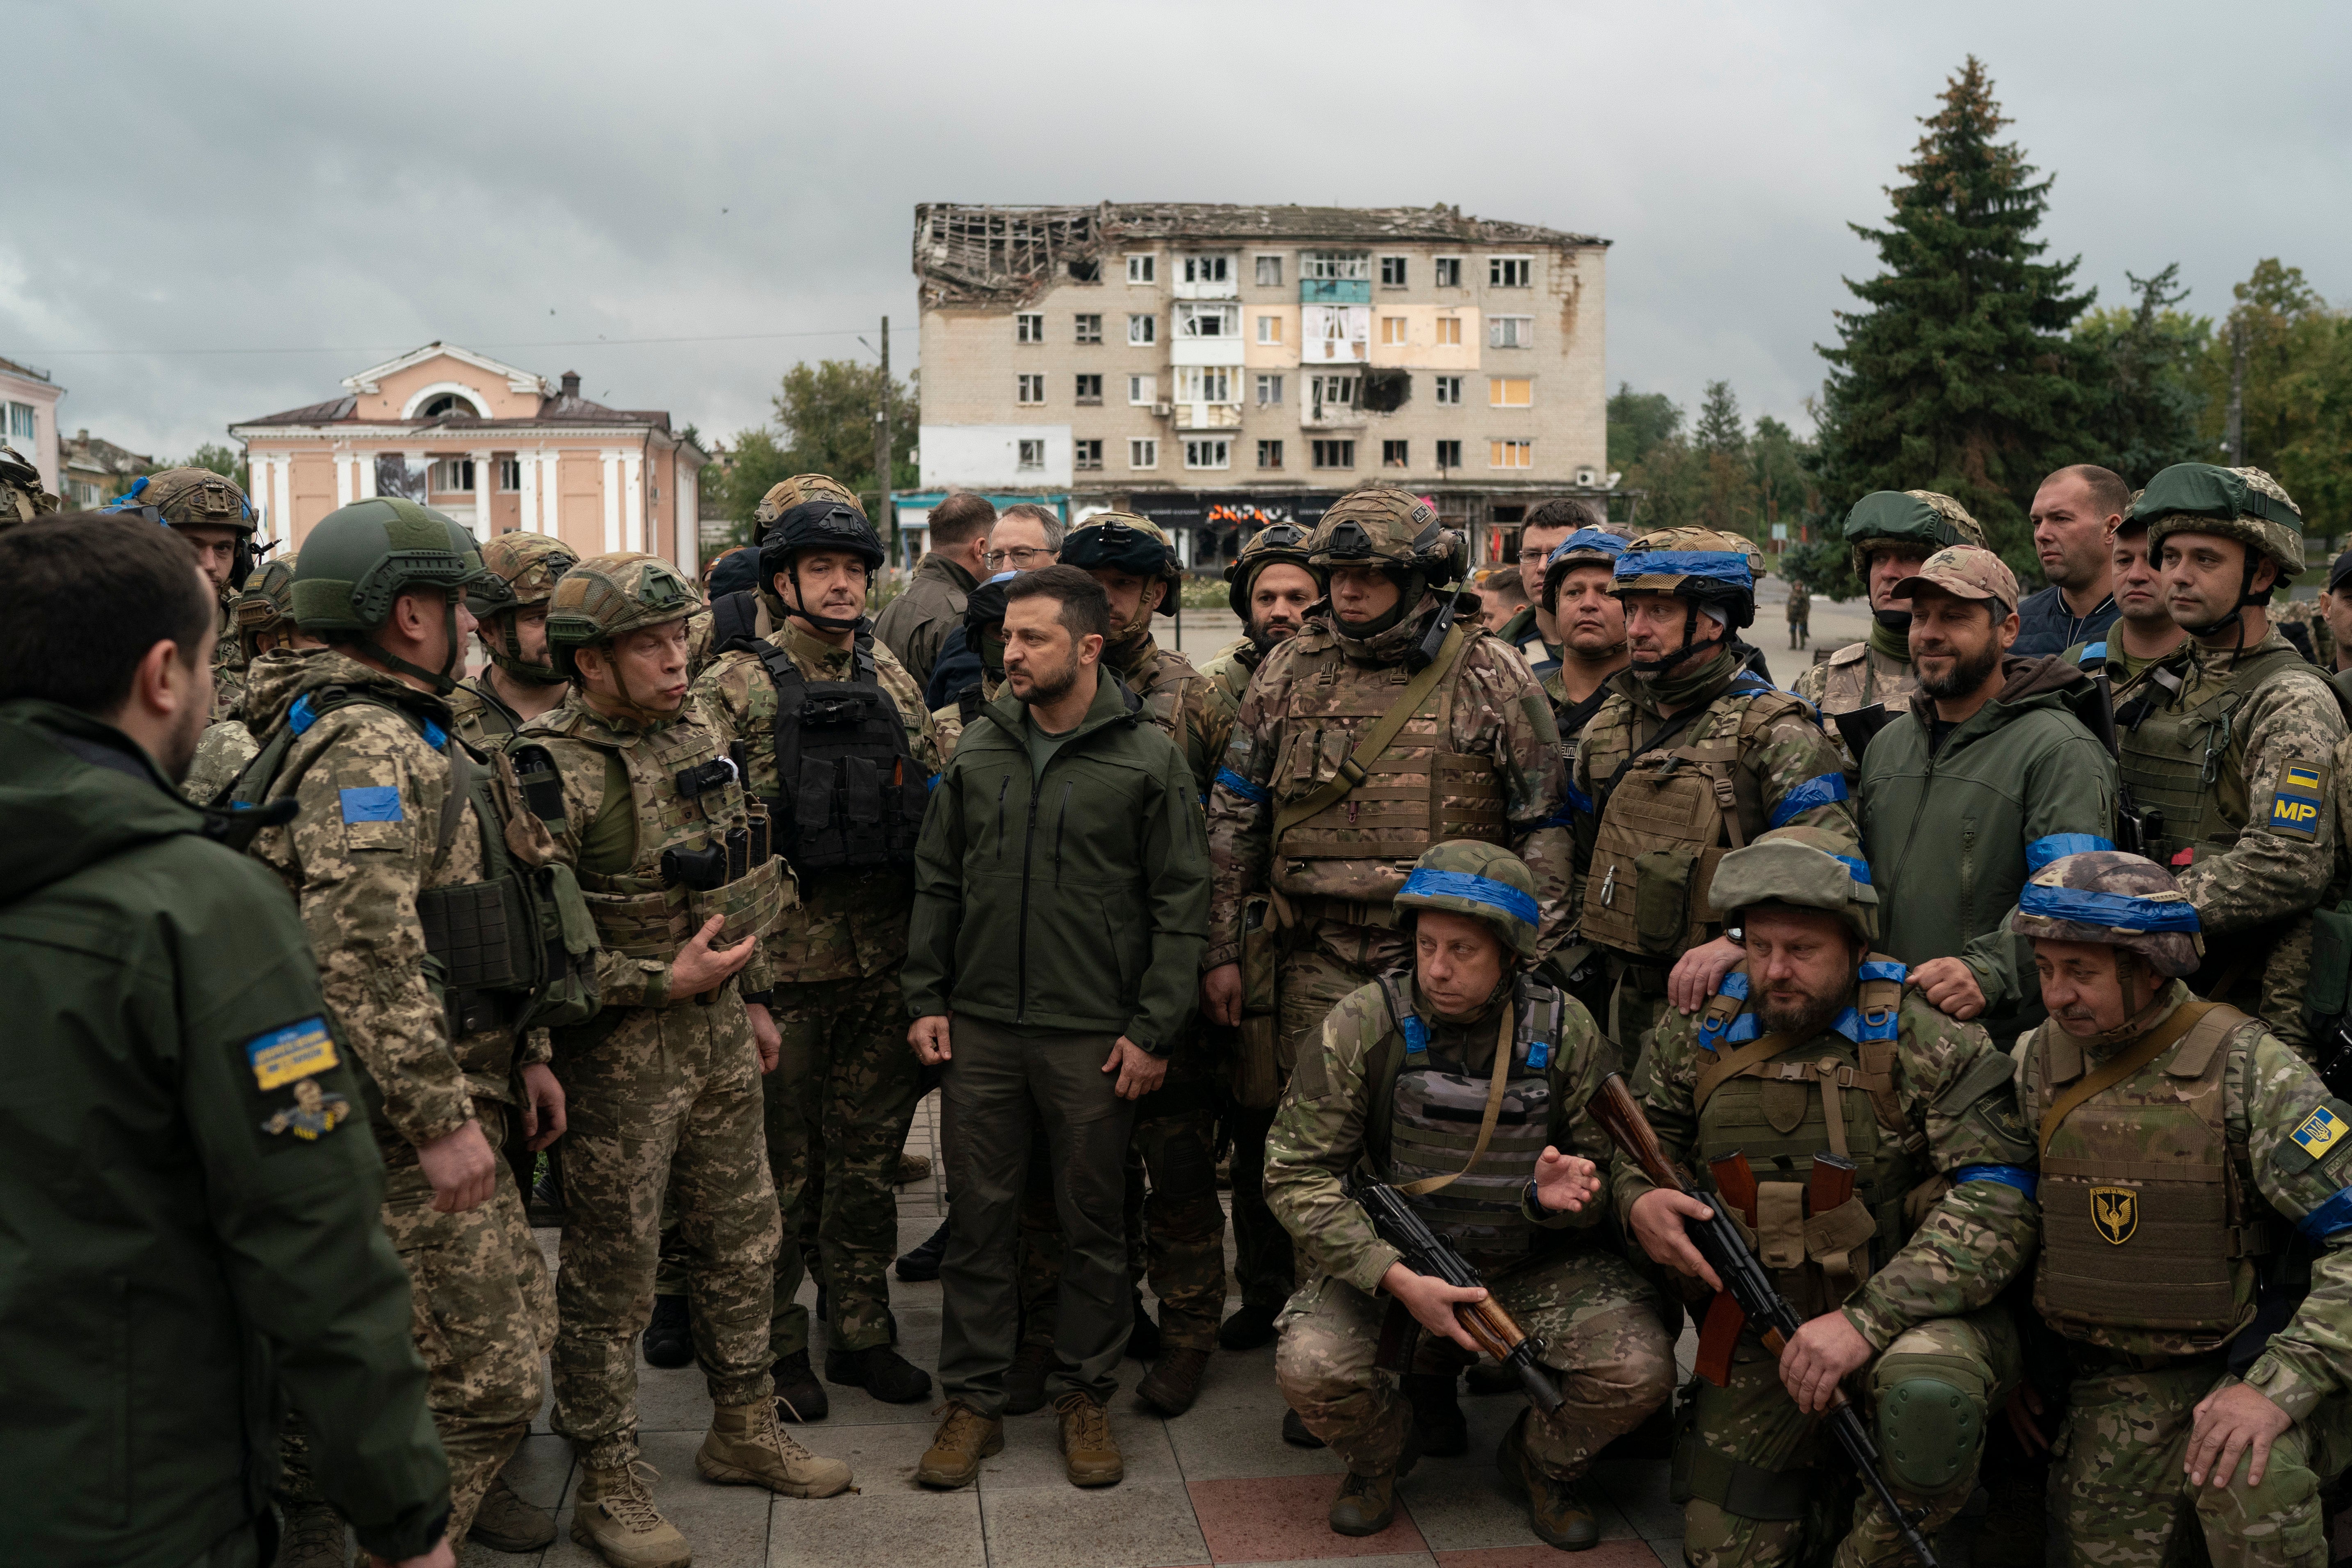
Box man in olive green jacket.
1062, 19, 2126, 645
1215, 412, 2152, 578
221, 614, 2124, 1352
0, 515, 451, 1568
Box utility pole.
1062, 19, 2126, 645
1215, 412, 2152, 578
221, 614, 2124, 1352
873, 316, 895, 565
2226, 317, 2247, 465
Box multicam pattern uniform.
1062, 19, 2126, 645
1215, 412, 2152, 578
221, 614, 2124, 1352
1267, 974, 1673, 1478
2018, 981, 2352, 1568
520, 690, 784, 1470
1790, 631, 1915, 727
694, 611, 942, 1358
1021, 632, 1239, 1353
1614, 990, 2040, 1568
242, 648, 554, 1544
446, 675, 532, 751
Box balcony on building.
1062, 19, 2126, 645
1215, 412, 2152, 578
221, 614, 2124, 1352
1299, 249, 1372, 306
1171, 253, 1239, 300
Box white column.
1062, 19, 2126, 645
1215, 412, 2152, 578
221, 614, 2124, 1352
601, 450, 621, 553
271, 454, 292, 548
678, 461, 698, 570
335, 450, 354, 508
470, 448, 493, 541
357, 452, 377, 499
541, 451, 563, 536
519, 450, 539, 535
623, 449, 644, 553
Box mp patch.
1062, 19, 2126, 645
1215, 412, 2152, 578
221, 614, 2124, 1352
248, 1016, 338, 1091
2294, 1104, 2347, 1162
2269, 760, 2326, 839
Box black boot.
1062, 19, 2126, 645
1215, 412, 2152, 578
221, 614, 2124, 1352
771, 1347, 829, 1422
826, 1343, 934, 1403
896, 1219, 949, 1283
1217, 1301, 1281, 1351
641, 1294, 694, 1369
1125, 1293, 1162, 1363
1402, 1372, 1468, 1457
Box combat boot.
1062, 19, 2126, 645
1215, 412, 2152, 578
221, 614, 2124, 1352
772, 1347, 829, 1421
1463, 1360, 1518, 1397
571, 1461, 689, 1568
825, 1342, 933, 1403
896, 1219, 949, 1282
1136, 1347, 1213, 1416
1217, 1300, 1280, 1351
917, 1399, 1004, 1489
1053, 1390, 1124, 1486
641, 1293, 693, 1370
469, 1472, 556, 1553
1329, 1425, 1420, 1536
895, 1151, 933, 1185
1402, 1372, 1468, 1456
696, 1398, 854, 1497
1125, 1293, 1162, 1362
1496, 1409, 1599, 1550
273, 1502, 345, 1568
1004, 1339, 1054, 1415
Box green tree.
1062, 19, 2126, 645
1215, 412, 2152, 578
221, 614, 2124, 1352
1812, 56, 2099, 579
1607, 383, 1683, 470
706, 359, 918, 537
2074, 263, 2212, 482
176, 441, 250, 495
1693, 380, 1754, 532
1750, 415, 1818, 540
1695, 381, 1746, 455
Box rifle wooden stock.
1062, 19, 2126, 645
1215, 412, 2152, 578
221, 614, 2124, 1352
1697, 1153, 1761, 1386
1810, 1152, 1857, 1217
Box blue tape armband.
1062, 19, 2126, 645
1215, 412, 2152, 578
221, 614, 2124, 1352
422, 718, 448, 751
1564, 781, 1595, 817
1835, 855, 1872, 884
2018, 883, 2201, 932
339, 785, 403, 824
1769, 771, 1850, 828
288, 693, 318, 736
1398, 868, 1541, 929
2026, 833, 2115, 873
2078, 642, 2108, 664
1216, 766, 1271, 806
1953, 1164, 2039, 1201
2298, 1186, 2352, 1241
926, 772, 942, 793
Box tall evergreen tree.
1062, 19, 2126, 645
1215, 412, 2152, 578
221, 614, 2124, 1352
1695, 381, 1747, 455
1812, 56, 2099, 576
2074, 264, 2211, 483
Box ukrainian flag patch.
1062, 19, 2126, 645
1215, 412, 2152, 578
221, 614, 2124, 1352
340, 785, 403, 823
2270, 760, 2325, 839
2294, 1104, 2346, 1162
248, 1016, 338, 1091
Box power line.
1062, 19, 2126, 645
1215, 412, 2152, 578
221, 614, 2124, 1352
5, 327, 877, 358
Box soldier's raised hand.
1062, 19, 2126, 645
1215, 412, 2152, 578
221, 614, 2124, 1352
1531, 1146, 1599, 1213
669, 914, 756, 995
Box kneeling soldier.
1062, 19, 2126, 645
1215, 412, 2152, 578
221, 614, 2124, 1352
2015, 850, 2352, 1568
1618, 827, 2040, 1568
1267, 842, 1675, 1548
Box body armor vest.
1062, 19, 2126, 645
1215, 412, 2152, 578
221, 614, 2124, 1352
1816, 640, 1915, 716
1268, 633, 1508, 906
515, 706, 787, 968
1581, 684, 1799, 961
2030, 1002, 2270, 1350
1362, 974, 1571, 1266
728, 624, 927, 875
1689, 957, 1928, 1317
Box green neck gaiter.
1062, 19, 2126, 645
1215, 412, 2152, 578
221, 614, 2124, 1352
1639, 642, 1741, 713
1868, 619, 1910, 664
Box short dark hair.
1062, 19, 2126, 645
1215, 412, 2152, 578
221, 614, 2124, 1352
2051, 464, 2131, 520
1004, 563, 1110, 644
0, 513, 213, 714
1525, 498, 1600, 534
929, 491, 998, 550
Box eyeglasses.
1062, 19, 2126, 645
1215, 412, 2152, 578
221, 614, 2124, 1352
1515, 549, 1551, 565
983, 545, 1056, 569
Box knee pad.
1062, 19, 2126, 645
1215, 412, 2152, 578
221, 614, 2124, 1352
1876, 1374, 1984, 1495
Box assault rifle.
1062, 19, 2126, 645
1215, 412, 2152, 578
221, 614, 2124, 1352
1347, 1177, 1564, 1412
1588, 1074, 1941, 1568
2069, 667, 2151, 856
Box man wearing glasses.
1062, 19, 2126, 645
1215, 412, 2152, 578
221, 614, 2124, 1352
923, 505, 1068, 712
1495, 498, 1595, 675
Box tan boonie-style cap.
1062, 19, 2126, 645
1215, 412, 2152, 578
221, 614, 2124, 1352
1890, 544, 2019, 611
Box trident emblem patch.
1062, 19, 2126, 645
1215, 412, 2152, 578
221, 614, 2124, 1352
2090, 1185, 2138, 1246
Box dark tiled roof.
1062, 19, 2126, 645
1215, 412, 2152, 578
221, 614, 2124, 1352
235, 393, 672, 431
239, 395, 358, 425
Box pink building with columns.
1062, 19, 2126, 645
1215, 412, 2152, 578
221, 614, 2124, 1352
229, 342, 708, 568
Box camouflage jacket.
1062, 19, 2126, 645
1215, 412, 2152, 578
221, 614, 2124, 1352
1266, 972, 1612, 1296
446, 673, 536, 752
929, 672, 1001, 765
1616, 987, 2039, 1351
1205, 596, 1573, 969
243, 649, 549, 1150
1195, 635, 1260, 714
692, 614, 942, 984
211, 598, 247, 726
1791, 628, 1916, 745
2019, 982, 2352, 1422
181, 717, 259, 806
1106, 631, 1232, 805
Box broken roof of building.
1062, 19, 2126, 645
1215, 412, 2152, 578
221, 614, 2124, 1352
913, 202, 1609, 307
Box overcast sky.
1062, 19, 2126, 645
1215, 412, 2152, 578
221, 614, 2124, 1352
9, 0, 2349, 463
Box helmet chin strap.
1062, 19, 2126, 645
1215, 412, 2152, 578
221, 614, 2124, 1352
358, 598, 462, 697
1630, 602, 1725, 677
1873, 608, 1913, 635
1332, 569, 1422, 640
2178, 552, 2270, 651
785, 562, 863, 636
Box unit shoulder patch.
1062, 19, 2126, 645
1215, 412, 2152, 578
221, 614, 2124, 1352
247, 1015, 338, 1090
2268, 756, 2328, 839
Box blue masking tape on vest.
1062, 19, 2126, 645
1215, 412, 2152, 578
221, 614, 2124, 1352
1564, 781, 1595, 817
1859, 959, 1907, 984
1833, 1006, 1899, 1043
2019, 883, 2201, 932
422, 718, 447, 751
339, 785, 403, 823
2298, 1185, 2352, 1241
1527, 1036, 1550, 1071
1216, 766, 1270, 805
1398, 868, 1541, 929
1954, 1164, 2039, 1201
1401, 1015, 1430, 1056
1836, 856, 1873, 884
289, 693, 317, 735
2026, 833, 2116, 873
1769, 771, 1849, 828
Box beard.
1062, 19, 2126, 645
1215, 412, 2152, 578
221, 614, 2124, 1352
1246, 613, 1301, 657
1918, 638, 2001, 701
1015, 650, 1081, 708
1757, 984, 1849, 1043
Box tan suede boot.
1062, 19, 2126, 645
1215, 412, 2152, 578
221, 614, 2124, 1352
570, 1461, 690, 1568
468, 1472, 556, 1553
696, 1398, 854, 1498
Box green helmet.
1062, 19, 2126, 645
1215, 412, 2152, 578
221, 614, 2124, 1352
292, 497, 486, 692
1060, 512, 1183, 634
0, 445, 59, 527
545, 550, 703, 682
2011, 849, 2204, 980
2135, 464, 2305, 584
1393, 840, 1542, 964
1842, 490, 1985, 580
231, 559, 298, 657
1223, 521, 1322, 617
1706, 826, 1880, 945
754, 472, 865, 531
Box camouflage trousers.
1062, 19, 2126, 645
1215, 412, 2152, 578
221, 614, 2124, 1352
1220, 1091, 1296, 1315
765, 971, 922, 1356
1275, 1248, 1674, 1477
2053, 1353, 2352, 1568
1679, 1306, 2020, 1568
550, 997, 782, 1467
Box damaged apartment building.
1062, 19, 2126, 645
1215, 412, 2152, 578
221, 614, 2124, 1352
906, 202, 1613, 572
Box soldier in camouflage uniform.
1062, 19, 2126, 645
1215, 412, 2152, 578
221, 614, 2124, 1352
182, 558, 305, 804
1568, 527, 1857, 1054
693, 497, 944, 1419
1536, 523, 1636, 776
1268, 841, 1674, 1546
240, 499, 562, 1558
0, 443, 59, 526
1198, 520, 1323, 717
108, 467, 266, 724
521, 550, 854, 1566
1617, 828, 2042, 1568
450, 530, 577, 749
684, 473, 865, 676
2012, 850, 2352, 1568
1790, 491, 1988, 746
2108, 466, 2349, 1057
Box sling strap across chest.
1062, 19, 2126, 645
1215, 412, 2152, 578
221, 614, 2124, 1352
1271, 622, 1468, 845
2036, 999, 2219, 1161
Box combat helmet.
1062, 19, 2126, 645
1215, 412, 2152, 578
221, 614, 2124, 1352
1611, 526, 1760, 672
545, 551, 703, 689
0, 445, 59, 526
468, 532, 580, 683
1223, 520, 1323, 618
1842, 491, 1985, 583
753, 472, 865, 534
1306, 485, 1462, 638
2012, 849, 2203, 982
964, 569, 1019, 682
109, 466, 264, 588
291, 496, 488, 693
1393, 841, 1542, 965
2133, 465, 2305, 632
759, 497, 885, 632
1540, 523, 1636, 614
1061, 511, 1183, 641
230, 558, 299, 660
1707, 825, 1880, 945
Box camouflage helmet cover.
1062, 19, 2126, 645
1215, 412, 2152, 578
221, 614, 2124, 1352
133, 467, 258, 534
2011, 850, 2204, 979
545, 550, 703, 680
1392, 840, 1543, 964
2135, 464, 2305, 582
1223, 520, 1323, 617
754, 472, 864, 528
1707, 825, 1880, 944
0, 445, 59, 526
1060, 511, 1182, 616
231, 558, 298, 654
1843, 490, 1985, 579
471, 530, 580, 615
1307, 485, 1460, 582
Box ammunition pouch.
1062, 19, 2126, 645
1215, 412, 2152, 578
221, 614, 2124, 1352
684, 854, 794, 950
419, 858, 603, 1035
1232, 892, 1284, 1109
582, 879, 692, 960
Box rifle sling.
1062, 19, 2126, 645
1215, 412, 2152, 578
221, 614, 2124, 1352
1270, 623, 1468, 844
1394, 1003, 1514, 1197
2037, 1000, 2217, 1161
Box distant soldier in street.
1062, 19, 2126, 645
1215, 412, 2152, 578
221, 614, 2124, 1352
695, 498, 944, 1419
182, 557, 305, 805
1791, 490, 1988, 741
875, 488, 995, 689
1268, 842, 1674, 1547
1492, 497, 1594, 673
1784, 575, 1811, 649
2013, 850, 2352, 1568
522, 550, 854, 1566
2115, 465, 2347, 1053
1536, 523, 1636, 777
2013, 464, 2126, 659
1619, 829, 2041, 1568
107, 466, 265, 721
449, 530, 577, 748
